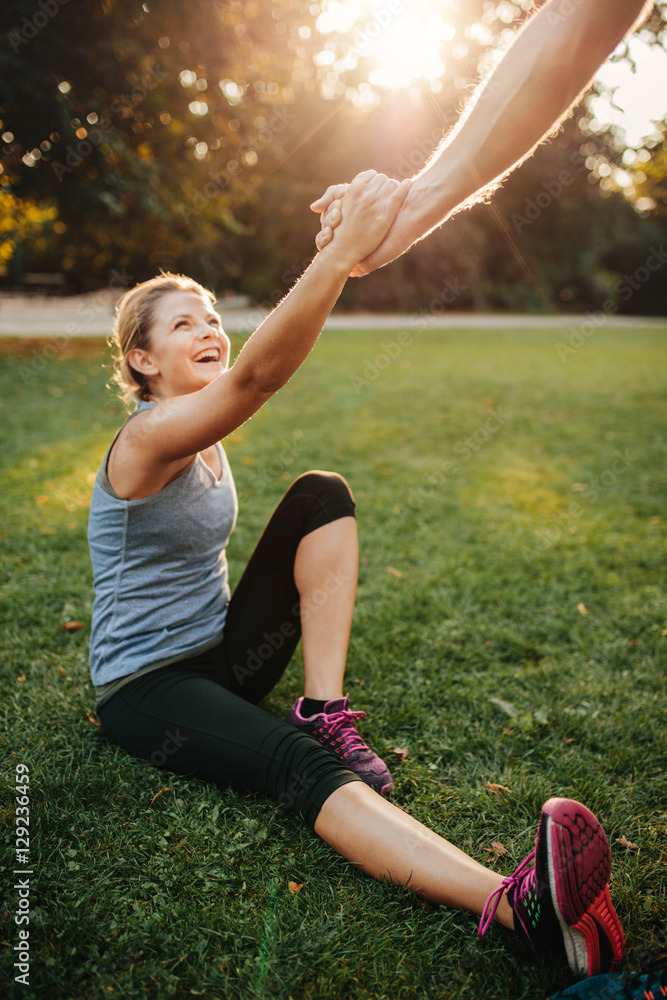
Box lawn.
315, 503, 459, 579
1, 324, 666, 1000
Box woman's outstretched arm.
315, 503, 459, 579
118, 172, 409, 469
312, 0, 652, 275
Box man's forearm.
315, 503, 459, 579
410, 0, 652, 236
313, 0, 652, 273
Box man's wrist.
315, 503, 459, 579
410, 153, 470, 233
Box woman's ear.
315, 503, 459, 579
127, 347, 160, 377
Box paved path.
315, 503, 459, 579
0, 292, 664, 337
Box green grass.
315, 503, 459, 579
1, 325, 666, 1000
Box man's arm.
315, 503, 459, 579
312, 0, 652, 275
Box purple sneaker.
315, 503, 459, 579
479, 797, 624, 977
286, 694, 394, 795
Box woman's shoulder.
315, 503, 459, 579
107, 399, 216, 500
93, 401, 155, 500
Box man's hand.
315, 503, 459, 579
317, 171, 411, 275
312, 177, 421, 276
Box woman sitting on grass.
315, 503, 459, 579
89, 169, 623, 980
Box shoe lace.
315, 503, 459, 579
618, 954, 667, 1000
317, 708, 370, 756
478, 849, 536, 938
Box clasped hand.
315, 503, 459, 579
311, 172, 415, 276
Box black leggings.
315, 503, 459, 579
97, 471, 362, 829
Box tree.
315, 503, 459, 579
0, 0, 326, 285
0, 189, 57, 273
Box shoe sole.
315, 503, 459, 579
542, 797, 624, 976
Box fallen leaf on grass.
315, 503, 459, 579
393, 746, 409, 760
149, 787, 172, 808
489, 697, 518, 717
385, 566, 404, 579
563, 737, 577, 744
85, 712, 100, 726
17, 675, 25, 683
615, 835, 639, 850
288, 881, 303, 894
487, 782, 511, 796
483, 841, 508, 861
58, 667, 67, 676
62, 621, 84, 632
577, 603, 587, 615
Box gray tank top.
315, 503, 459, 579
87, 401, 238, 692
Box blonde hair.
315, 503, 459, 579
110, 272, 216, 405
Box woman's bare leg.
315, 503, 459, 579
293, 515, 358, 700
315, 781, 514, 929
294, 515, 510, 930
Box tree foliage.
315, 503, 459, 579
0, 189, 57, 268
1, 0, 328, 282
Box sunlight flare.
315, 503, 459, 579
316, 0, 457, 90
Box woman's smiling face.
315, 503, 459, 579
130, 290, 231, 399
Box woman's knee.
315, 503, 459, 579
263, 725, 360, 828
271, 471, 355, 542
289, 470, 355, 508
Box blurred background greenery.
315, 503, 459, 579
1, 0, 666, 314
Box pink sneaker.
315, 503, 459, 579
286, 694, 394, 795
479, 797, 624, 976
